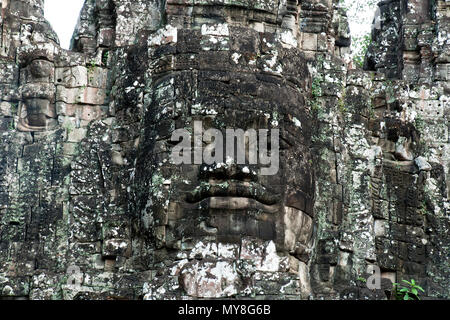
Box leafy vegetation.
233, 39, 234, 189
8, 118, 15, 131
87, 60, 96, 84
357, 277, 367, 283
414, 114, 425, 134
338, 88, 347, 113
311, 75, 323, 113
87, 59, 96, 73
102, 50, 109, 66
352, 34, 372, 68
393, 279, 425, 300
339, 0, 378, 68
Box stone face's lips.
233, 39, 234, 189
185, 181, 280, 206
190, 196, 279, 214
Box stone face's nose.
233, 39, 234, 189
198, 163, 258, 183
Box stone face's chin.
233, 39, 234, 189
170, 237, 294, 299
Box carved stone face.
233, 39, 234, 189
135, 25, 315, 263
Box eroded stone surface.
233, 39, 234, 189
0, 0, 448, 300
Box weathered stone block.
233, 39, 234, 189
67, 128, 87, 143
301, 32, 317, 51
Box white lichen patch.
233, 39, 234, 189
201, 23, 229, 37
292, 117, 302, 128
231, 52, 241, 64
148, 25, 178, 47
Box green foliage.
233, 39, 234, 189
393, 279, 425, 300
418, 199, 428, 216
87, 60, 96, 73
368, 99, 375, 118
339, 0, 378, 68
8, 118, 15, 131
357, 277, 367, 283
338, 0, 348, 12
312, 76, 323, 99
86, 59, 96, 84
311, 75, 323, 113
11, 102, 18, 114
414, 115, 425, 134
102, 50, 109, 66
353, 34, 372, 68
338, 88, 347, 113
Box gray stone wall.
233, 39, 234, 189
0, 0, 448, 300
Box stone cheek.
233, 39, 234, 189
283, 206, 313, 260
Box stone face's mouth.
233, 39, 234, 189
185, 180, 280, 207
176, 181, 280, 242
191, 196, 279, 214
175, 195, 278, 241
